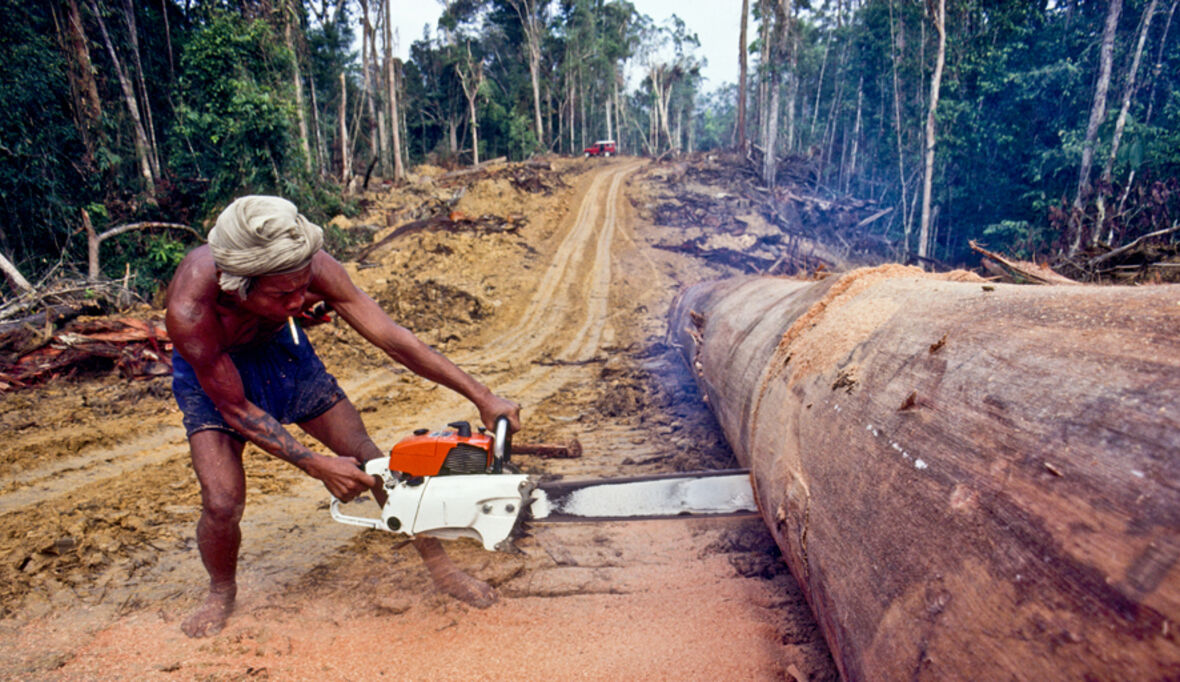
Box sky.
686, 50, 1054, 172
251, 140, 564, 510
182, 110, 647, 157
386, 1, 746, 92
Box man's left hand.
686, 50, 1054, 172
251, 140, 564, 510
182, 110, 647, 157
478, 394, 522, 433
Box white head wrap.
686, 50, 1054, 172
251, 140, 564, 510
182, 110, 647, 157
207, 195, 323, 298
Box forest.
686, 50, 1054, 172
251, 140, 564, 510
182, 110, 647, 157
1, 0, 1178, 296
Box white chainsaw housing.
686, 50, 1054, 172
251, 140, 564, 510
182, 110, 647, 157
329, 457, 531, 552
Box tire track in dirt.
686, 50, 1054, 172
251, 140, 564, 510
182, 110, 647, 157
135, 160, 647, 600
0, 427, 187, 516
0, 159, 837, 680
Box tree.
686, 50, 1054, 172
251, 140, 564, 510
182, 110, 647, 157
1071, 0, 1123, 254
505, 0, 548, 151
918, 0, 946, 259
736, 0, 750, 150
87, 0, 158, 196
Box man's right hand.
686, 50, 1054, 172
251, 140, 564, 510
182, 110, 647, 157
303, 454, 378, 501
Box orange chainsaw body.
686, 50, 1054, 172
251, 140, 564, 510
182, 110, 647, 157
387, 421, 496, 477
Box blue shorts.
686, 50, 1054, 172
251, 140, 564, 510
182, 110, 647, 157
172, 325, 346, 440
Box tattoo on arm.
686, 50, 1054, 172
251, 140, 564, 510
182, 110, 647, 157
235, 410, 312, 467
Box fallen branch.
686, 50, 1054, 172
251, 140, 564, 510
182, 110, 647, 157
81, 209, 203, 282
1087, 221, 1180, 267
969, 240, 1079, 285
0, 251, 33, 295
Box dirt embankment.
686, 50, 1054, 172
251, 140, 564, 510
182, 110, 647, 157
0, 156, 836, 680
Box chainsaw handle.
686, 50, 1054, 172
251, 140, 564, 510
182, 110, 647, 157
492, 415, 512, 473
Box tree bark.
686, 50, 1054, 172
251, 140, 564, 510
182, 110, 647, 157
736, 0, 749, 150
82, 209, 201, 282
1071, 0, 1123, 254
384, 0, 404, 180
58, 0, 104, 170
339, 71, 351, 186
0, 252, 34, 295
509, 0, 545, 150
1144, 0, 1179, 126
918, 0, 945, 260
121, 0, 160, 178
456, 44, 484, 166
671, 267, 1180, 681
889, 0, 911, 250
287, 0, 314, 173
87, 0, 155, 196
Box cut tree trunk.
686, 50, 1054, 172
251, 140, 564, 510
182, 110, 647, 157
670, 266, 1180, 681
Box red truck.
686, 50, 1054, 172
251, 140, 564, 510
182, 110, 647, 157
583, 140, 617, 157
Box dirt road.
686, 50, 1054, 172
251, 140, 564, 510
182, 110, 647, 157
0, 159, 835, 679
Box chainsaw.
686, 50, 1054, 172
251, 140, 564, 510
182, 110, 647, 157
329, 417, 757, 552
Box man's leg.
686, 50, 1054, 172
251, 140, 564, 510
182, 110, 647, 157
298, 399, 498, 608
183, 429, 247, 637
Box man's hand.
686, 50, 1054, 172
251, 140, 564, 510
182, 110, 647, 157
477, 394, 522, 433
303, 454, 378, 501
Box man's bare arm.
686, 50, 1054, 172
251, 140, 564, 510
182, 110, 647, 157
309, 252, 521, 430
165, 282, 374, 499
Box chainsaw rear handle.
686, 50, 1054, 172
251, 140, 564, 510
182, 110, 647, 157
492, 415, 512, 473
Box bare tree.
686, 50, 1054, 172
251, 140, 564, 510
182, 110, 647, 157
736, 0, 750, 150
1071, 0, 1123, 254
507, 0, 546, 150
285, 0, 313, 172
918, 0, 946, 260
456, 42, 485, 165
0, 252, 33, 295
120, 0, 160, 178
340, 72, 351, 185
56, 0, 104, 170
1096, 0, 1159, 243
385, 0, 404, 179
86, 0, 156, 196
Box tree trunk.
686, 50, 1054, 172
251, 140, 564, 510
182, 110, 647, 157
736, 0, 750, 150
456, 45, 483, 166
0, 251, 33, 295
287, 0, 314, 172
757, 0, 772, 162
510, 0, 545, 150
671, 267, 1180, 682
1144, 0, 1179, 126
384, 0, 403, 180
889, 0, 910, 250
1095, 0, 1159, 245
121, 0, 160, 178
847, 75, 863, 193
918, 0, 945, 260
87, 0, 155, 196
1071, 0, 1123, 254
784, 3, 798, 154
309, 71, 328, 175
761, 0, 788, 186
58, 0, 104, 170
359, 0, 378, 170
339, 71, 351, 186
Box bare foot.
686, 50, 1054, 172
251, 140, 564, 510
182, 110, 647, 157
181, 587, 236, 638
415, 537, 498, 608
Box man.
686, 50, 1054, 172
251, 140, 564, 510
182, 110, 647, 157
165, 195, 520, 638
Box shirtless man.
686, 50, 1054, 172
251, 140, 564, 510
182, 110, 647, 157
165, 195, 520, 637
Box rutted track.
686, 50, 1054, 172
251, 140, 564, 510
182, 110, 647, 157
0, 159, 836, 679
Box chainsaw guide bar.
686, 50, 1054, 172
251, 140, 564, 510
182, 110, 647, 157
329, 418, 758, 552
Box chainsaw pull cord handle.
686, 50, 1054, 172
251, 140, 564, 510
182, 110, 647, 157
492, 415, 511, 474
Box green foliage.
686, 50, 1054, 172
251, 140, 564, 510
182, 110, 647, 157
0, 1, 94, 274
171, 12, 305, 208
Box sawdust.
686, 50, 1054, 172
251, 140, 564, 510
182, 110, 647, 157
0, 158, 837, 680
769, 264, 983, 386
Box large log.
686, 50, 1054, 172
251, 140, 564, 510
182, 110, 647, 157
670, 265, 1180, 680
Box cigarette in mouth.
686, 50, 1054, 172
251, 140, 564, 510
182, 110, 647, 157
288, 316, 299, 345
